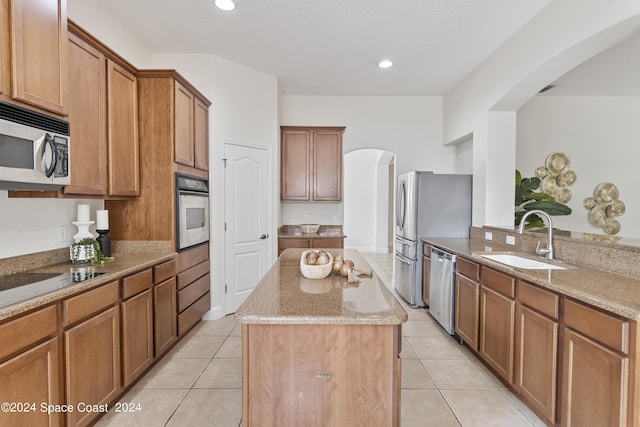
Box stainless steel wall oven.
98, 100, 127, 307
176, 173, 210, 251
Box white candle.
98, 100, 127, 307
96, 210, 109, 230
77, 204, 90, 222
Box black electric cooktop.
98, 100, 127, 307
0, 269, 107, 309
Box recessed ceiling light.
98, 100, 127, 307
378, 60, 393, 69
215, 0, 235, 11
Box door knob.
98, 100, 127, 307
259, 234, 269, 240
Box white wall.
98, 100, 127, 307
343, 149, 394, 252
443, 0, 640, 230
517, 96, 640, 238
280, 95, 454, 226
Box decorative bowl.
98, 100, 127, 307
300, 223, 320, 234
300, 250, 333, 279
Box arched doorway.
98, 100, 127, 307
344, 149, 395, 252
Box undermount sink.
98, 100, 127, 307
480, 254, 567, 270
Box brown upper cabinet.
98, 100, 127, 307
281, 126, 345, 201
64, 22, 139, 197
138, 70, 210, 171
1, 0, 68, 115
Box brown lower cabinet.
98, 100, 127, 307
514, 281, 559, 425
121, 289, 154, 387
0, 254, 191, 427
65, 305, 121, 427
0, 305, 62, 427
453, 254, 640, 427
561, 298, 631, 427
278, 237, 344, 256
478, 266, 515, 383
177, 244, 211, 336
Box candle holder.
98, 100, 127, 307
96, 229, 111, 257
72, 220, 94, 242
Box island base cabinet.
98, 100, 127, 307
242, 323, 401, 427
0, 338, 61, 427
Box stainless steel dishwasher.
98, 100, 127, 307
428, 247, 457, 335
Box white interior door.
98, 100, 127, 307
223, 142, 270, 314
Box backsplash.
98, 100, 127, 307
473, 226, 640, 279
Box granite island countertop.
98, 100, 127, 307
423, 237, 640, 321
0, 243, 176, 321
235, 248, 407, 325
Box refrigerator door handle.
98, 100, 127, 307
396, 180, 406, 230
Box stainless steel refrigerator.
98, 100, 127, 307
393, 171, 472, 307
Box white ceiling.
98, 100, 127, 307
94, 0, 552, 96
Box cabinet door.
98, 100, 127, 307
122, 289, 153, 387
65, 305, 120, 427
107, 59, 139, 197
514, 304, 558, 424
422, 255, 431, 306
194, 97, 209, 170
455, 274, 479, 350
154, 277, 178, 356
312, 130, 342, 201
561, 329, 628, 427
281, 130, 311, 201
0, 338, 61, 427
174, 80, 195, 167
479, 286, 515, 383
64, 31, 108, 196
9, 0, 67, 114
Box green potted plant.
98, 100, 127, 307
70, 237, 112, 264
515, 169, 572, 228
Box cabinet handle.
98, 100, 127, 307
260, 234, 269, 240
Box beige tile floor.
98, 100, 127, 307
96, 252, 546, 427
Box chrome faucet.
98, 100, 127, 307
517, 209, 554, 260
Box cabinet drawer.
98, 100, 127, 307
154, 258, 176, 284
178, 244, 209, 272
122, 269, 153, 299
517, 280, 559, 320
564, 298, 629, 354
480, 266, 515, 298
63, 281, 119, 327
177, 260, 210, 290
0, 305, 57, 360
457, 257, 480, 282
178, 273, 210, 312
178, 292, 210, 336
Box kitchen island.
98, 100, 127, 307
236, 248, 407, 427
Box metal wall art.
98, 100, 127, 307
535, 152, 577, 203
583, 182, 625, 235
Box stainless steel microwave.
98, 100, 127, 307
0, 102, 70, 190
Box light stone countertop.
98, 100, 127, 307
235, 248, 408, 325
0, 243, 176, 321
423, 237, 640, 321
